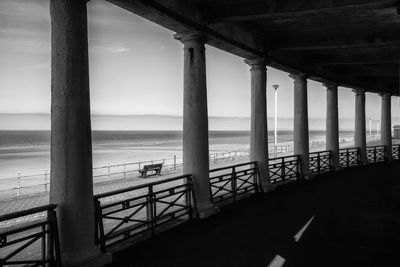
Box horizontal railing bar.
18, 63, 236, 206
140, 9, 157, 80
102, 202, 148, 217
0, 204, 56, 222
209, 161, 257, 173
0, 221, 48, 237
95, 174, 191, 199
101, 195, 149, 209
269, 155, 300, 161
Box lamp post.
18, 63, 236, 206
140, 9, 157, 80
273, 84, 279, 156
338, 105, 341, 144
369, 116, 374, 136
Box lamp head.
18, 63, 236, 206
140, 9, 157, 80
272, 84, 279, 90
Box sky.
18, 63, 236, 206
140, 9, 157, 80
0, 0, 397, 130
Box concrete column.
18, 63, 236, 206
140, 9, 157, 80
290, 73, 310, 177
245, 59, 271, 192
174, 32, 217, 218
50, 1, 108, 265
380, 93, 392, 159
353, 89, 367, 164
324, 83, 340, 170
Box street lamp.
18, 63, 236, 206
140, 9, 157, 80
369, 117, 374, 136
272, 84, 279, 156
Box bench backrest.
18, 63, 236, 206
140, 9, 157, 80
143, 163, 163, 170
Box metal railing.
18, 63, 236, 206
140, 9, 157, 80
339, 148, 360, 168
1, 149, 251, 198
268, 155, 302, 184
309, 150, 333, 175
0, 204, 61, 266
94, 175, 194, 251
392, 144, 400, 160
366, 145, 386, 163
209, 162, 258, 204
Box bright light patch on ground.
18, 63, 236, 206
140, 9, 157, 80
294, 215, 315, 242
267, 254, 286, 267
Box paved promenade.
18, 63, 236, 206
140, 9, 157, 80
0, 173, 181, 226
0, 158, 248, 226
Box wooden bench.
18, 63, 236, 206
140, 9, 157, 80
138, 163, 163, 178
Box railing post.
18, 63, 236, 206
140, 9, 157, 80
317, 152, 321, 175
231, 167, 237, 200
94, 199, 105, 251
123, 161, 126, 178
17, 171, 21, 197
44, 169, 48, 192
47, 208, 61, 267
146, 185, 155, 235
138, 161, 141, 170
253, 162, 259, 193
280, 157, 286, 183
185, 176, 194, 218
107, 163, 110, 182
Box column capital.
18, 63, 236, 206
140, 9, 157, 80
174, 31, 207, 45
352, 88, 365, 96
322, 82, 339, 91
379, 92, 392, 99
244, 58, 270, 70
289, 73, 308, 83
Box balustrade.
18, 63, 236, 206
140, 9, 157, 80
94, 175, 193, 251
309, 151, 333, 175
209, 162, 258, 204
0, 205, 61, 266
268, 155, 302, 184
366, 146, 386, 163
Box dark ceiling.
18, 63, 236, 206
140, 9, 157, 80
111, 0, 400, 95
201, 0, 400, 94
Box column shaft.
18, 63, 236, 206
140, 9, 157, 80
354, 89, 367, 164
50, 0, 101, 265
291, 74, 310, 177
246, 59, 270, 191
175, 32, 216, 218
381, 93, 392, 158
325, 83, 340, 169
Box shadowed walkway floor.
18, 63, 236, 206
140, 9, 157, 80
109, 161, 400, 267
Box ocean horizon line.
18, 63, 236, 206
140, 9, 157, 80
0, 112, 376, 120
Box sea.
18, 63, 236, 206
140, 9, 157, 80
0, 130, 355, 181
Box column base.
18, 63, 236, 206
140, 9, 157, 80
62, 247, 112, 267
261, 183, 276, 192
197, 202, 220, 219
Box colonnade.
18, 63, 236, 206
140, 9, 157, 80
49, 1, 394, 265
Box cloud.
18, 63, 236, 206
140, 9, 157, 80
90, 42, 132, 54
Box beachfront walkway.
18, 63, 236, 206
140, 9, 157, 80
0, 158, 248, 225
